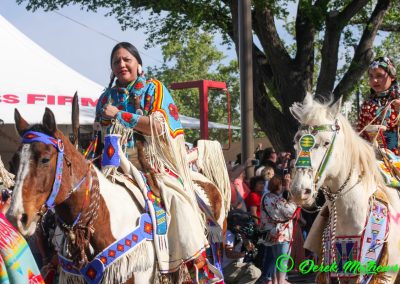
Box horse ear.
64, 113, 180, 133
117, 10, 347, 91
329, 96, 342, 118
290, 92, 314, 122
14, 109, 29, 136
43, 108, 57, 135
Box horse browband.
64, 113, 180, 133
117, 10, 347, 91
299, 123, 340, 132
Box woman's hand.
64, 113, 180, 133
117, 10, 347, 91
102, 104, 120, 118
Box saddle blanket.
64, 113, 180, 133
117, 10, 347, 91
323, 199, 388, 283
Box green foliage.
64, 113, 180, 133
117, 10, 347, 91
147, 28, 240, 144
16, 0, 233, 46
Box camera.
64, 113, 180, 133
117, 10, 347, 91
1, 189, 11, 202
227, 210, 260, 263
251, 159, 260, 167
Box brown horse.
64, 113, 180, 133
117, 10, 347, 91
8, 108, 155, 283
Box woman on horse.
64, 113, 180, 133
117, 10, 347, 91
357, 56, 400, 155
95, 42, 221, 282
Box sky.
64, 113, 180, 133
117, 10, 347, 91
0, 0, 235, 86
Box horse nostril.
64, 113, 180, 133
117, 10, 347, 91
20, 214, 28, 225
305, 188, 312, 195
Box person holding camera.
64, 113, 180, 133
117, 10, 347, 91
276, 152, 292, 176
259, 176, 298, 284
223, 211, 262, 284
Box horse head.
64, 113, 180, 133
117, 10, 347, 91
289, 93, 384, 208
8, 107, 88, 236
289, 93, 345, 207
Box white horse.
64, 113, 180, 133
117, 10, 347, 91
290, 94, 400, 283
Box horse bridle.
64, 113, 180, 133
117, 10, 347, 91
294, 119, 340, 190
22, 131, 89, 219
295, 120, 364, 278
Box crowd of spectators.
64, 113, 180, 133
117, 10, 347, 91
226, 145, 321, 284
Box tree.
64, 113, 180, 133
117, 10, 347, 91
146, 28, 241, 144
17, 0, 400, 150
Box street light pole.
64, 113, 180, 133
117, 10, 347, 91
238, 0, 254, 177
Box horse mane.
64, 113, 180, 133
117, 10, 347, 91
338, 115, 385, 188
291, 94, 385, 189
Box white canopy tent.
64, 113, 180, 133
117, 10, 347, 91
0, 14, 236, 165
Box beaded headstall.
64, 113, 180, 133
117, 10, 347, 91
22, 131, 65, 209
295, 121, 340, 184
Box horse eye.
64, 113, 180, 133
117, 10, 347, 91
314, 143, 320, 149
323, 141, 330, 147
40, 157, 50, 164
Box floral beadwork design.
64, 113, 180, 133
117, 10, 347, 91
168, 103, 179, 120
